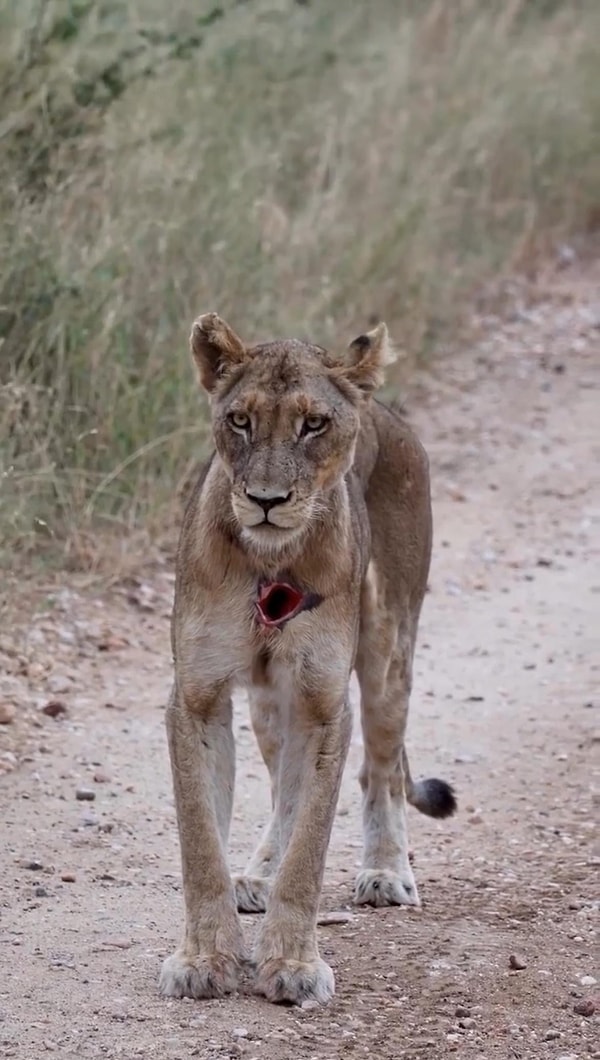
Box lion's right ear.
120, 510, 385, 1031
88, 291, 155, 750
190, 313, 248, 393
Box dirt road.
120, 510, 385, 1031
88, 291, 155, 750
1, 270, 598, 1059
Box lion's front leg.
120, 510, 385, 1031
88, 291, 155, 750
234, 688, 282, 914
159, 685, 245, 1000
253, 691, 352, 1006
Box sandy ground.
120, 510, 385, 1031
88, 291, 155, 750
1, 268, 599, 1059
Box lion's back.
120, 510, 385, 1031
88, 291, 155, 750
354, 399, 432, 611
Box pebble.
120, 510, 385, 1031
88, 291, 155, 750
543, 1030, 561, 1042
458, 1017, 476, 1030
60, 872, 76, 883
47, 674, 72, 695
34, 886, 49, 898
97, 937, 134, 950
23, 860, 44, 871
93, 771, 110, 784
300, 1000, 320, 1011
468, 813, 483, 825
75, 787, 96, 802
41, 700, 68, 718
509, 954, 527, 970
317, 912, 354, 926
580, 975, 597, 986
455, 1005, 471, 1018
573, 999, 595, 1017
0, 702, 16, 725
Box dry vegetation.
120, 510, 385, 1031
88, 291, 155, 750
1, 0, 599, 565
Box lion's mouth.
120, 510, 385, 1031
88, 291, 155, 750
255, 582, 304, 627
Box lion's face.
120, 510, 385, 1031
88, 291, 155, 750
190, 314, 394, 553
212, 342, 360, 550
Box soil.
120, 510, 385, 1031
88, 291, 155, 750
1, 265, 598, 1060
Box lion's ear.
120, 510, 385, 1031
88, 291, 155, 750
190, 313, 248, 393
342, 323, 396, 393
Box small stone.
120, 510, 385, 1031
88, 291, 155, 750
468, 813, 483, 825
93, 771, 110, 783
300, 999, 320, 1011
543, 1030, 560, 1042
556, 243, 576, 268
47, 674, 72, 695
0, 702, 16, 725
34, 886, 49, 898
573, 999, 595, 1017
60, 872, 76, 883
75, 787, 96, 802
317, 912, 353, 926
97, 635, 128, 652
455, 1005, 471, 1018
23, 859, 44, 871
509, 954, 527, 970
232, 1028, 249, 1039
41, 700, 68, 718
98, 937, 134, 950
580, 975, 597, 986
459, 1017, 476, 1030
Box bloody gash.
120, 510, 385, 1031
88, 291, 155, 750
255, 580, 322, 629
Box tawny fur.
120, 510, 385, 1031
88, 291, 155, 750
160, 314, 456, 1007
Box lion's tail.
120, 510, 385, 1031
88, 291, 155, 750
402, 748, 457, 819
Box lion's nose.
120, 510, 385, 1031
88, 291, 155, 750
245, 487, 292, 515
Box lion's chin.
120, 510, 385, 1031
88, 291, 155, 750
239, 523, 306, 556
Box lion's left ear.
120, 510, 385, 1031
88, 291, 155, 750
338, 323, 396, 393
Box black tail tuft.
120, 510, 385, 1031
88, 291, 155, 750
409, 777, 457, 819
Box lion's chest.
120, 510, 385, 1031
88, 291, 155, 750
177, 583, 315, 700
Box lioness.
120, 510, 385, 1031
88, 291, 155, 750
160, 313, 456, 1006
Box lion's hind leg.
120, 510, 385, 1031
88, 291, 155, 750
354, 564, 456, 908
355, 611, 420, 907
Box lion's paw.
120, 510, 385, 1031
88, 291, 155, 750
159, 949, 240, 999
354, 867, 420, 908
254, 956, 335, 1006
233, 874, 270, 914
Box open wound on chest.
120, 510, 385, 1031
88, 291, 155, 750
255, 581, 321, 628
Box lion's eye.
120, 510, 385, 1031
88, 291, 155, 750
228, 411, 250, 432
303, 414, 328, 434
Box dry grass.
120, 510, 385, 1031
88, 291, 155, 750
1, 0, 599, 565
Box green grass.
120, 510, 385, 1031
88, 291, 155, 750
1, 0, 599, 564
